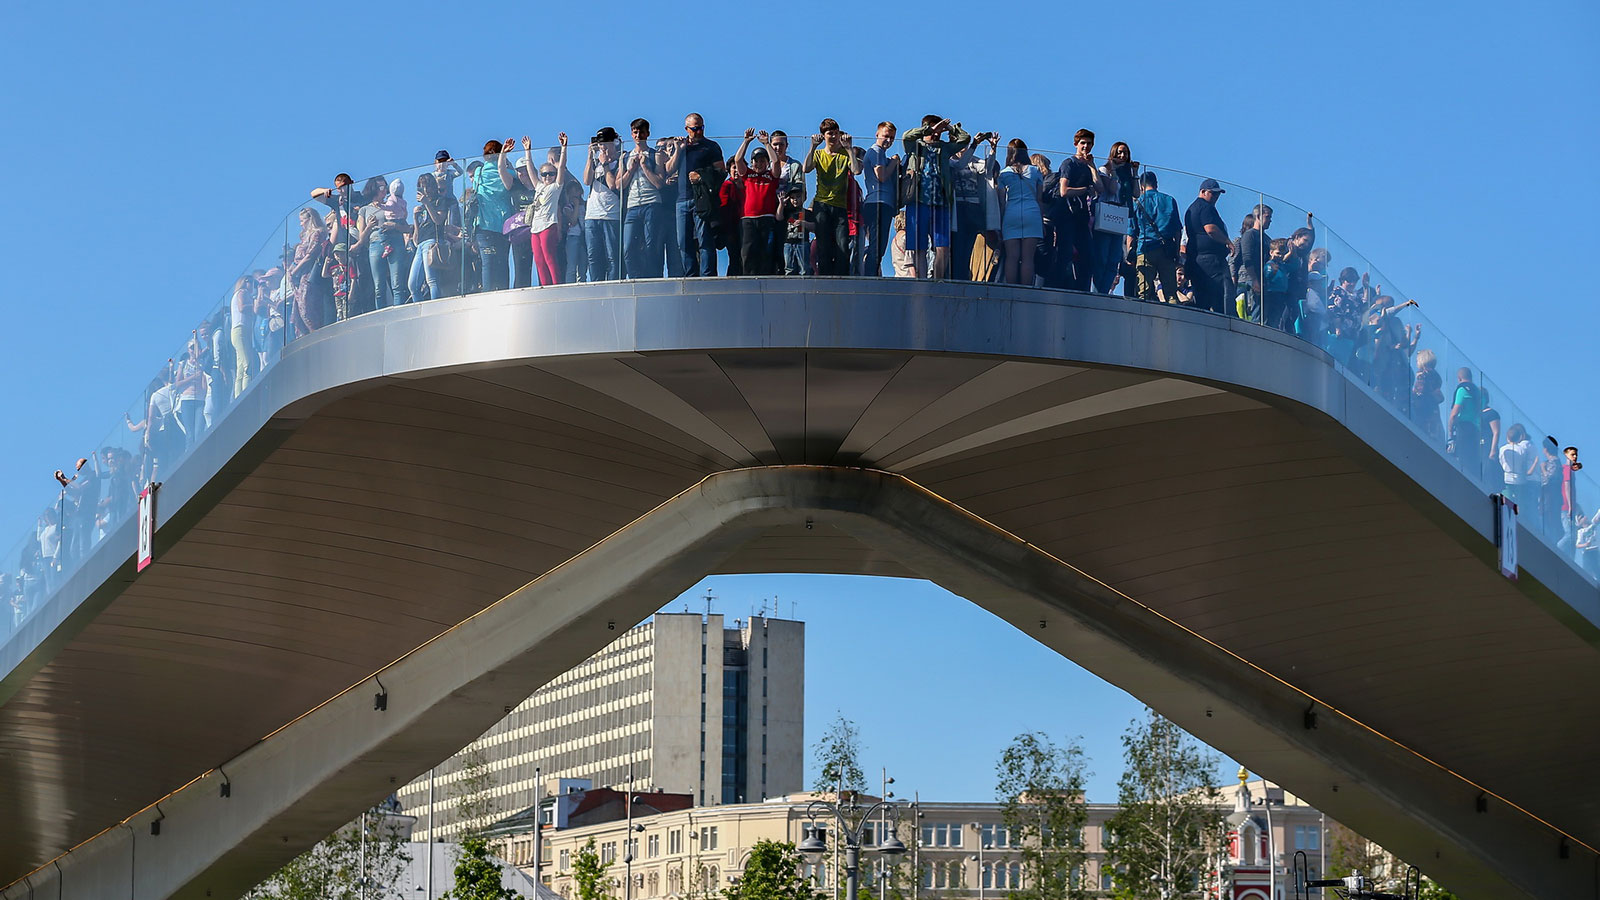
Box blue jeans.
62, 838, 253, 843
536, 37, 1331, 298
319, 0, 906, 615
784, 241, 810, 276
474, 230, 510, 292
675, 202, 716, 277
369, 227, 408, 307
859, 202, 894, 276
585, 219, 621, 283
562, 227, 585, 283
1558, 515, 1578, 561
409, 239, 448, 302
1092, 229, 1124, 294
623, 205, 666, 279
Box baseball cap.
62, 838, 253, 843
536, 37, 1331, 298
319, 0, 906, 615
1199, 178, 1225, 193
435, 150, 452, 162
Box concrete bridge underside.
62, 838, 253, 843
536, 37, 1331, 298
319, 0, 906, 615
1, 280, 1596, 899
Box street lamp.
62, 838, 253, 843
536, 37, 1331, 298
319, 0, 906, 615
798, 794, 908, 900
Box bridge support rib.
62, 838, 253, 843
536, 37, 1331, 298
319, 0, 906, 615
7, 466, 1588, 900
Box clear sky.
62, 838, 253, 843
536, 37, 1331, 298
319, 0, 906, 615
2, 0, 1595, 803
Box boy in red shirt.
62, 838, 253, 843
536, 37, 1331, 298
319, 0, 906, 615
734, 129, 782, 276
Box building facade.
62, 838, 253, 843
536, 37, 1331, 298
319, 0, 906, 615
488, 789, 1327, 900
400, 613, 804, 839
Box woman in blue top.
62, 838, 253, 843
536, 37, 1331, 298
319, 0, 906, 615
996, 138, 1044, 286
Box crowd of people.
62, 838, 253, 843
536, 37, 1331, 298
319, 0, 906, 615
4, 113, 1596, 632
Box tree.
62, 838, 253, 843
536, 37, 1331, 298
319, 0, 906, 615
995, 732, 1090, 900
1103, 710, 1225, 900
573, 837, 616, 900
451, 743, 499, 838
244, 802, 413, 899
1324, 824, 1459, 900
724, 840, 821, 900
1414, 877, 1461, 900
811, 714, 867, 793
445, 836, 519, 900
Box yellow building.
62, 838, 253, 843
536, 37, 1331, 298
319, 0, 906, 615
482, 786, 1329, 898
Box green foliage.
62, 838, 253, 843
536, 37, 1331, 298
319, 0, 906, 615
724, 840, 820, 900
1324, 824, 1460, 900
995, 732, 1090, 900
451, 744, 499, 838
1414, 877, 1461, 900
811, 714, 867, 792
1103, 710, 1224, 900
243, 805, 413, 900
573, 837, 616, 900
444, 836, 519, 900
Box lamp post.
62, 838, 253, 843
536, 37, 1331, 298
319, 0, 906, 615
624, 768, 646, 900
798, 794, 908, 900
968, 824, 989, 900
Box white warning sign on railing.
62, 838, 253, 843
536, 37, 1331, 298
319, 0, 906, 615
1494, 493, 1518, 581
138, 483, 158, 572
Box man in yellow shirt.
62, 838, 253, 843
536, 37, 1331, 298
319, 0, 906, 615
804, 118, 863, 276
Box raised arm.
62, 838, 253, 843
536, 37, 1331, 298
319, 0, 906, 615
735, 129, 755, 177
845, 134, 862, 175
554, 133, 569, 185
583, 142, 599, 187
802, 132, 821, 174
496, 138, 517, 191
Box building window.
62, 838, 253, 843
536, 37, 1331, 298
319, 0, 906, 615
669, 830, 683, 854
559, 849, 570, 870
762, 647, 768, 667
979, 824, 1013, 849
805, 863, 828, 887
920, 823, 962, 848
602, 842, 617, 864
761, 676, 767, 697
922, 861, 962, 889
1100, 868, 1113, 891
761, 734, 767, 755
761, 706, 767, 726
700, 826, 719, 850
648, 834, 660, 858
1294, 825, 1321, 851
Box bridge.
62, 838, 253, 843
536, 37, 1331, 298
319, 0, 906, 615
1, 155, 1597, 900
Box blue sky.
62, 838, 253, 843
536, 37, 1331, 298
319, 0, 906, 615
2, 1, 1595, 803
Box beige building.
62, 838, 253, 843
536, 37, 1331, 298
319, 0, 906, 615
490, 787, 1328, 899
400, 613, 804, 839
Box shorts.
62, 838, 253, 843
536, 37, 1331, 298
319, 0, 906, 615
904, 202, 951, 250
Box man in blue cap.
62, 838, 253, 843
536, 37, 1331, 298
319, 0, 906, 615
1183, 178, 1234, 313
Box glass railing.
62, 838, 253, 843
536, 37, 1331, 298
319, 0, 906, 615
5, 122, 1597, 657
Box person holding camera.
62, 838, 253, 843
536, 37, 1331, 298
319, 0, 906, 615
900, 115, 971, 280
950, 131, 1000, 282
584, 127, 623, 283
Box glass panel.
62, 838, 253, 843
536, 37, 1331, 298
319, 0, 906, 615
9, 133, 1600, 668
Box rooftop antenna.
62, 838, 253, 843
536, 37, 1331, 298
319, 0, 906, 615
703, 589, 714, 619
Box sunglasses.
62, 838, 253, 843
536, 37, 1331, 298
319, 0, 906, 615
540, 171, 556, 178
687, 125, 704, 132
